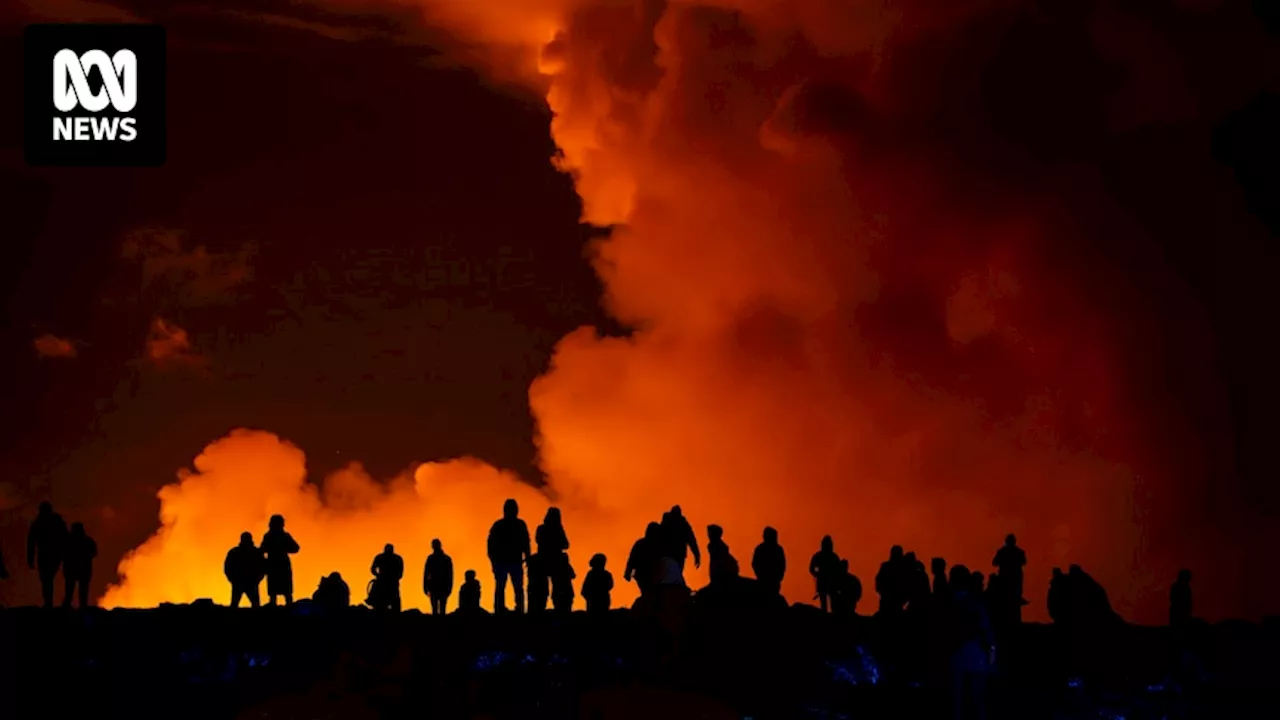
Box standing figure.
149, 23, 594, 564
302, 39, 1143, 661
261, 514, 300, 606
931, 557, 949, 598
659, 506, 700, 572
875, 546, 907, 617
487, 499, 530, 613
624, 522, 664, 596
832, 559, 863, 616
809, 535, 841, 613
459, 570, 482, 613
706, 524, 739, 583
992, 534, 1027, 622
538, 508, 576, 612
582, 553, 614, 613
62, 522, 97, 608
751, 526, 786, 597
369, 543, 404, 612
423, 539, 454, 615
225, 532, 264, 608
1169, 569, 1193, 627
27, 502, 68, 608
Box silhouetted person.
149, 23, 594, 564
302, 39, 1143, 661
992, 534, 1027, 622
875, 545, 906, 617
906, 551, 931, 612
946, 565, 994, 720
932, 557, 949, 597
536, 507, 575, 612
832, 559, 863, 616
424, 539, 454, 615
61, 522, 97, 609
751, 526, 786, 596
1047, 568, 1067, 624
27, 502, 68, 608
1066, 564, 1117, 628
527, 551, 549, 612
810, 535, 841, 612
459, 569, 482, 613
706, 524, 739, 583
314, 572, 350, 610
487, 499, 530, 613
660, 505, 700, 571
972, 571, 985, 594
1170, 569, 1192, 627
625, 522, 664, 596
225, 532, 264, 608
261, 514, 300, 606
583, 553, 613, 613
369, 543, 404, 612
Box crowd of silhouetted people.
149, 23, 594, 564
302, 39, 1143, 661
4, 500, 1199, 632
4, 499, 1200, 630
2, 499, 1207, 718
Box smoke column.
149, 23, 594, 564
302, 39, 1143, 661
104, 0, 1277, 621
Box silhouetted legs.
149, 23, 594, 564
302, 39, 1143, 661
63, 572, 91, 608
818, 590, 832, 613
430, 596, 447, 615
38, 565, 59, 608
231, 585, 261, 608
493, 562, 524, 613
269, 593, 292, 607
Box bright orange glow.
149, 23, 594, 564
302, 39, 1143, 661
105, 1, 1198, 621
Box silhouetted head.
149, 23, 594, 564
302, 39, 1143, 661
384, 543, 394, 554
1068, 564, 1082, 576
240, 531, 253, 546
590, 553, 607, 569
931, 557, 946, 574
38, 501, 53, 516
972, 571, 985, 591
1052, 567, 1064, 579
503, 499, 519, 519
431, 539, 443, 552
465, 569, 476, 581
1178, 569, 1192, 583
707, 524, 723, 540
1005, 533, 1017, 546
840, 559, 849, 572
330, 572, 343, 581
670, 505, 683, 518
269, 514, 285, 530
71, 522, 85, 536
904, 551, 916, 563
890, 545, 903, 560
645, 522, 662, 541
949, 564, 971, 588
545, 507, 561, 525
821, 535, 834, 552
763, 526, 778, 544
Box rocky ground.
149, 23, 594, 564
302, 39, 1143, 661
0, 600, 1276, 719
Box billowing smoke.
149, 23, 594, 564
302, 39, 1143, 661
104, 0, 1277, 620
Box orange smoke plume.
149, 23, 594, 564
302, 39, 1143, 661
104, 1, 1265, 620
146, 317, 205, 368
34, 333, 77, 359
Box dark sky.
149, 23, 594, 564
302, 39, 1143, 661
1, 0, 1278, 616
1, 0, 617, 604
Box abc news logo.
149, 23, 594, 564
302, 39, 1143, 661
24, 24, 166, 167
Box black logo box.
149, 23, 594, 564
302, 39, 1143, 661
24, 24, 166, 167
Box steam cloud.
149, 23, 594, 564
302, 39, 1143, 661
103, 0, 1277, 620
